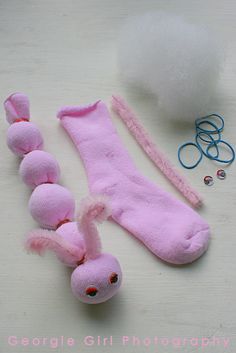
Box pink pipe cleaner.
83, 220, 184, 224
25, 228, 84, 267
111, 95, 203, 208
78, 195, 111, 260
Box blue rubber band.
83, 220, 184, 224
195, 114, 224, 133
195, 131, 220, 159
178, 113, 235, 169
178, 142, 203, 169
206, 140, 235, 164
196, 121, 221, 142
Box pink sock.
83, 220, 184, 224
57, 101, 210, 264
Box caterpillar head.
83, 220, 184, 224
71, 253, 122, 304
26, 195, 122, 304
71, 195, 122, 304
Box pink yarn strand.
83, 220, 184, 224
111, 95, 203, 208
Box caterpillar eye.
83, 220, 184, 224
204, 175, 214, 186
86, 286, 98, 297
217, 169, 226, 180
109, 273, 118, 284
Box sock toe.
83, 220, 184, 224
171, 227, 210, 264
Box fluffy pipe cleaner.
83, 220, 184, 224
78, 195, 111, 260
25, 229, 84, 267
111, 95, 203, 208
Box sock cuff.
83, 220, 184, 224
57, 100, 101, 120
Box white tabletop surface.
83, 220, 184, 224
0, 1, 236, 353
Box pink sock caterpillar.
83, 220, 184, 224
4, 93, 122, 304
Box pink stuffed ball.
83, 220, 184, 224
19, 150, 60, 188
71, 253, 122, 304
7, 122, 43, 157
56, 222, 86, 267
29, 183, 75, 229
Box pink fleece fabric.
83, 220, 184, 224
58, 101, 210, 265
29, 183, 75, 229
5, 93, 43, 157
56, 221, 86, 265
7, 122, 43, 157
4, 92, 30, 124
71, 253, 122, 304
19, 150, 60, 188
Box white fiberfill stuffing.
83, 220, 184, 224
118, 12, 224, 121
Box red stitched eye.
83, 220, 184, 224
86, 286, 98, 297
109, 273, 118, 284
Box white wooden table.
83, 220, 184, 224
0, 1, 235, 352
